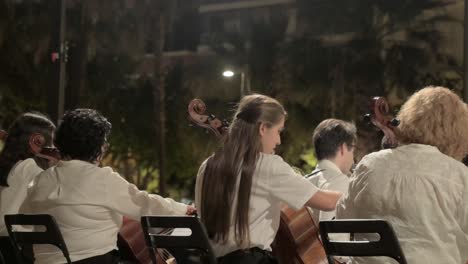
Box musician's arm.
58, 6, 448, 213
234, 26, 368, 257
304, 189, 342, 212
102, 168, 188, 219
268, 155, 342, 211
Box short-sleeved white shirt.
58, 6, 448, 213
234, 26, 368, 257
308, 159, 350, 223
22, 160, 188, 264
0, 158, 42, 236
337, 144, 468, 264
195, 153, 319, 257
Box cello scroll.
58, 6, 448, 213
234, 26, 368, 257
188, 99, 229, 137
363, 97, 400, 149
0, 129, 61, 162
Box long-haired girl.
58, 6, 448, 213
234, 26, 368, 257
195, 94, 342, 263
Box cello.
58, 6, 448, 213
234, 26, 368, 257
187, 99, 229, 137
363, 97, 399, 149
0, 129, 61, 163
117, 99, 226, 264
187, 99, 332, 264
118, 217, 176, 264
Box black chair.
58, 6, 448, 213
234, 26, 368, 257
141, 216, 217, 264
0, 248, 5, 264
319, 219, 407, 264
4, 214, 72, 264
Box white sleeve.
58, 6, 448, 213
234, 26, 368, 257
24, 159, 44, 183
16, 159, 44, 213
102, 169, 187, 220
268, 156, 319, 210
460, 167, 468, 235
336, 158, 372, 219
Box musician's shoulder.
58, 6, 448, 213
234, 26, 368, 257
358, 148, 394, 167
259, 153, 285, 164
16, 158, 41, 171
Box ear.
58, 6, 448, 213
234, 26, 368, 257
258, 122, 267, 137
29, 133, 45, 154
339, 143, 346, 156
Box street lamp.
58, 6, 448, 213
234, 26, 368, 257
222, 68, 249, 97
222, 70, 234, 78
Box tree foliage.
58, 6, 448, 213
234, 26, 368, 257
0, 0, 463, 199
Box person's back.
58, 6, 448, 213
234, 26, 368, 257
26, 161, 126, 262
338, 144, 468, 263
195, 94, 343, 264
0, 112, 55, 263
307, 118, 356, 223
308, 160, 350, 222
337, 86, 468, 264
0, 158, 42, 235
22, 108, 189, 264
196, 153, 318, 258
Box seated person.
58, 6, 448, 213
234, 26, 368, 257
308, 118, 356, 222
337, 86, 468, 264
0, 112, 56, 263
195, 94, 343, 264
22, 109, 192, 264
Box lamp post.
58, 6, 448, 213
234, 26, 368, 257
464, 0, 468, 102
222, 67, 250, 98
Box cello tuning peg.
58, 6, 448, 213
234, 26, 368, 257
363, 114, 371, 123
390, 118, 400, 127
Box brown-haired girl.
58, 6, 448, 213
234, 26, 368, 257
195, 94, 342, 263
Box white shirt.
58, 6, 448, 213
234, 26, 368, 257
195, 153, 319, 257
308, 160, 350, 223
336, 144, 468, 264
0, 158, 42, 236
22, 160, 188, 264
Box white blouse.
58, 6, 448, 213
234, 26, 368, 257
195, 153, 319, 257
337, 144, 468, 264
0, 158, 42, 236
309, 159, 350, 222
22, 159, 188, 264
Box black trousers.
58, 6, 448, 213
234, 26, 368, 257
218, 248, 278, 264
0, 236, 17, 263
72, 250, 120, 264
0, 236, 33, 264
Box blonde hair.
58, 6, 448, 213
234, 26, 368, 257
396, 86, 468, 161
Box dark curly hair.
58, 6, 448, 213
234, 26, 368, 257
55, 109, 112, 162
0, 112, 56, 187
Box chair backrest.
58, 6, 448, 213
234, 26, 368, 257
4, 214, 72, 264
0, 248, 5, 264
319, 219, 407, 264
141, 216, 217, 264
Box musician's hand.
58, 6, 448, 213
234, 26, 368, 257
186, 205, 197, 216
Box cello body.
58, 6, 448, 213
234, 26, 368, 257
118, 217, 173, 264
273, 205, 330, 264
118, 217, 153, 264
